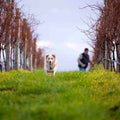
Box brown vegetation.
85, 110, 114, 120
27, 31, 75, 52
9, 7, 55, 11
82, 0, 120, 72
0, 0, 44, 71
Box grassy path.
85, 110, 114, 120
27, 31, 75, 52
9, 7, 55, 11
0, 66, 120, 120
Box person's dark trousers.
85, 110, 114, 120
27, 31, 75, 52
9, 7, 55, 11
0, 64, 2, 72
79, 67, 86, 72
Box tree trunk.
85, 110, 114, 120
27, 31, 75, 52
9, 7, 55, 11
20, 50, 23, 69
23, 42, 27, 70
33, 38, 37, 70
29, 48, 32, 71
6, 0, 12, 72
13, 8, 20, 70
33, 58, 37, 70
116, 44, 120, 73
6, 31, 11, 72
23, 19, 27, 70
0, 44, 1, 63
105, 41, 108, 70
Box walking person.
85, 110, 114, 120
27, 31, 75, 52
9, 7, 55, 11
77, 48, 90, 72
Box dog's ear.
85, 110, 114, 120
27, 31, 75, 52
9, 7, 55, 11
52, 54, 56, 59
46, 54, 49, 59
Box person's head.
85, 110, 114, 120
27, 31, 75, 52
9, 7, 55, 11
84, 48, 89, 55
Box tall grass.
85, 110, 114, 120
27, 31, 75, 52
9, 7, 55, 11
0, 65, 120, 120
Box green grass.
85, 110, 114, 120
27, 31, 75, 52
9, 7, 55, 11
0, 65, 120, 120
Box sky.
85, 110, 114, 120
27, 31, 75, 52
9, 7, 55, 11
17, 0, 103, 71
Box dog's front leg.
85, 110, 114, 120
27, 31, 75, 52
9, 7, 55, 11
53, 71, 55, 76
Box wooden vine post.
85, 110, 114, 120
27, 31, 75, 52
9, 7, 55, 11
33, 38, 37, 70
6, 0, 12, 71
116, 43, 120, 73
104, 0, 108, 70
13, 8, 20, 70
28, 29, 32, 72
23, 19, 27, 70
116, 16, 120, 73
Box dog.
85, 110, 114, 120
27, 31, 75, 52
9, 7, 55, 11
44, 54, 58, 75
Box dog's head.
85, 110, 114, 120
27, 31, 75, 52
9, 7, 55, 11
46, 54, 56, 66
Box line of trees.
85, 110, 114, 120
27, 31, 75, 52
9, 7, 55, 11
0, 0, 44, 71
84, 0, 120, 72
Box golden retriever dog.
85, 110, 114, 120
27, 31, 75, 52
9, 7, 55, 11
44, 54, 58, 75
